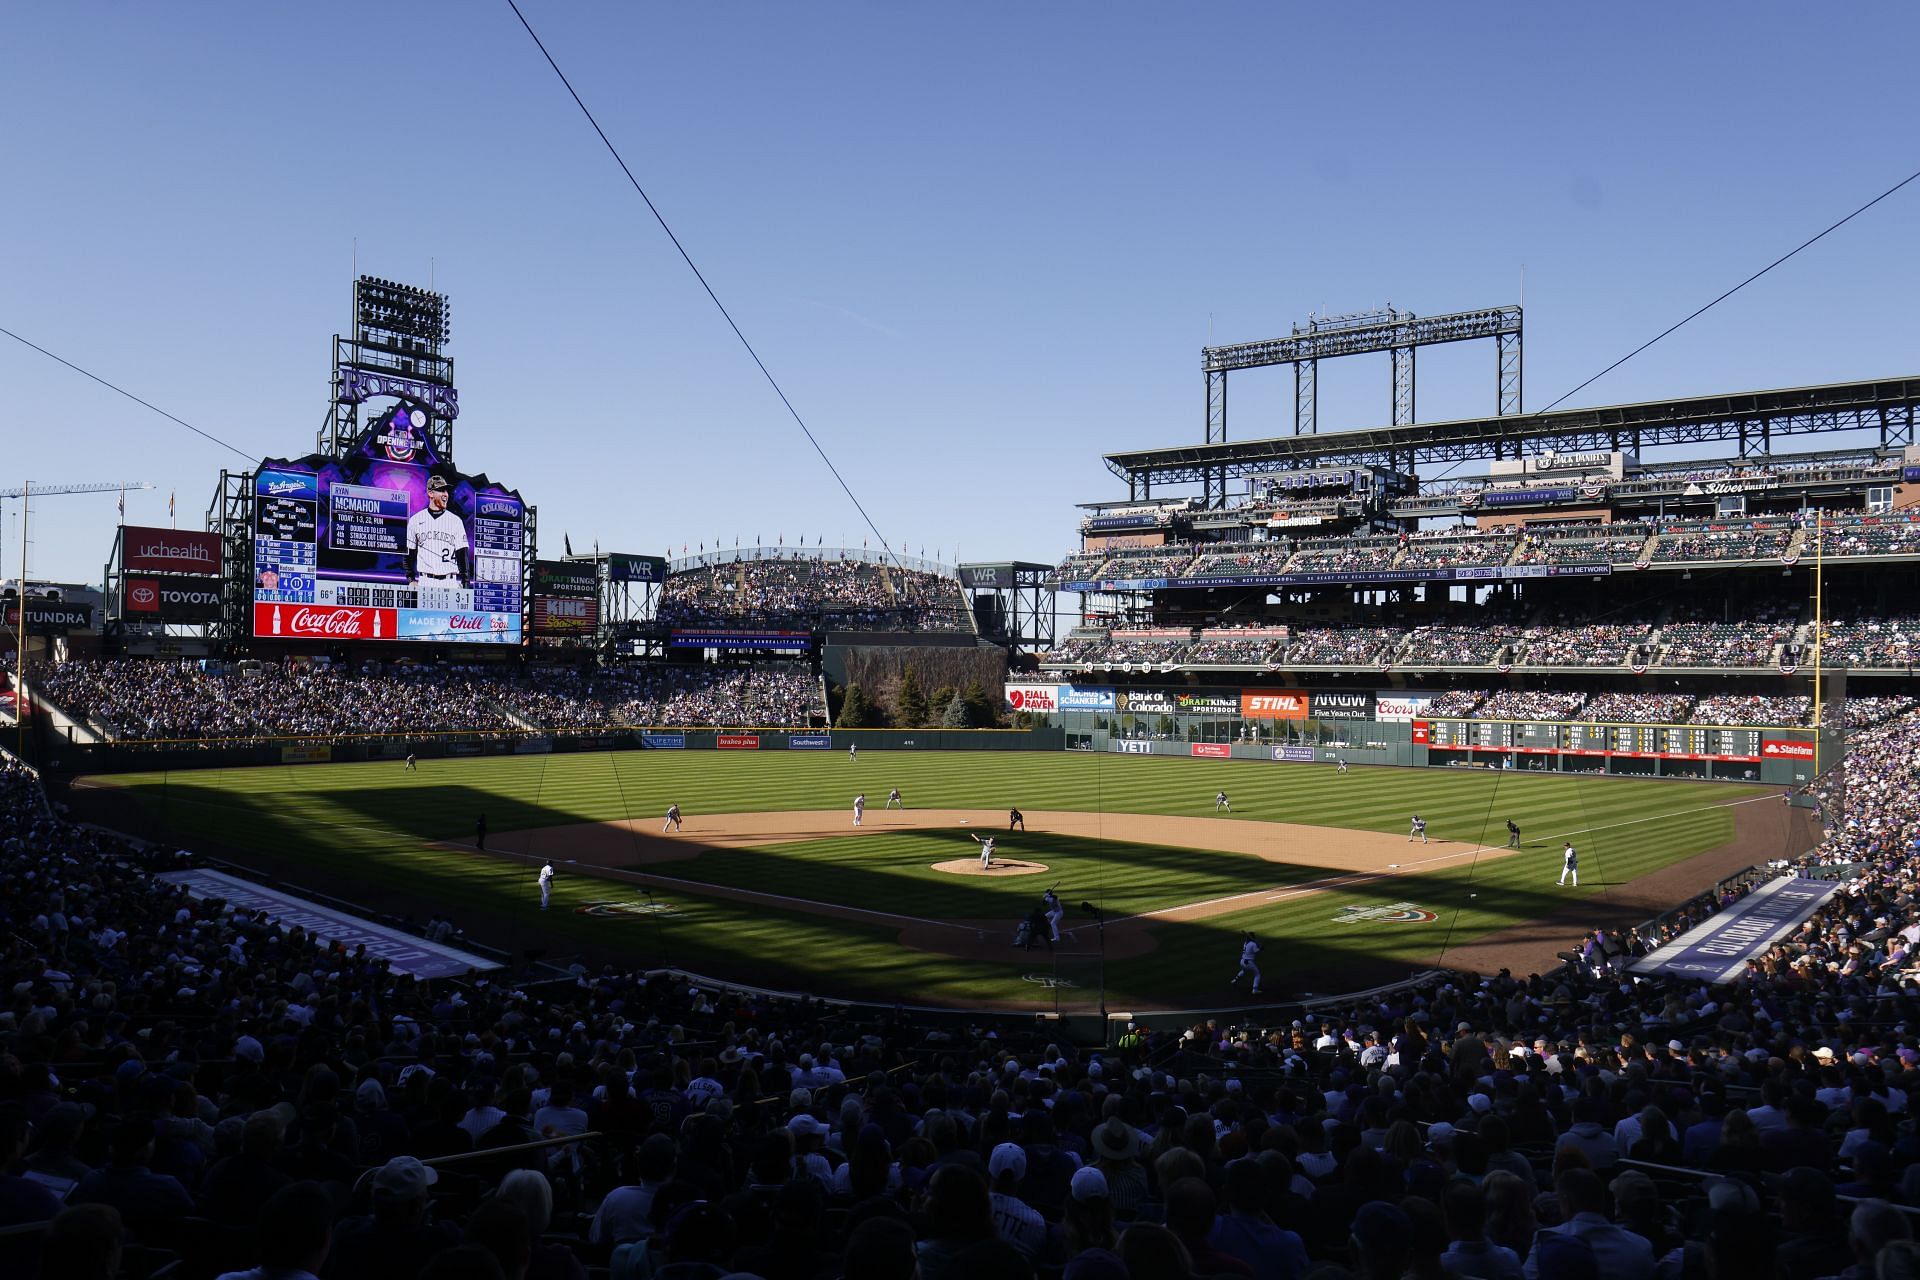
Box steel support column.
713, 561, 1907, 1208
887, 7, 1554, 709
1295, 359, 1317, 435
1497, 329, 1523, 414
1392, 346, 1415, 426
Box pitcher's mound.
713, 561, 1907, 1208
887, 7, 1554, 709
932, 858, 1050, 877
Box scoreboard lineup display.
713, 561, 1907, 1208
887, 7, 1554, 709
249, 419, 528, 644
1421, 718, 1770, 762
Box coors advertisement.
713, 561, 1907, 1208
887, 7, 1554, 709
122, 576, 223, 623
121, 526, 223, 576
1309, 691, 1374, 720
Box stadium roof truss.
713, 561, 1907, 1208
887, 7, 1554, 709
1109, 376, 1920, 497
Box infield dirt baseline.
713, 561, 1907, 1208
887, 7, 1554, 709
431, 796, 1775, 963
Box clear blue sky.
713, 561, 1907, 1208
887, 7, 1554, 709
5, 3, 1918, 585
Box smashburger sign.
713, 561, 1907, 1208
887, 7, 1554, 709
1004, 684, 1060, 714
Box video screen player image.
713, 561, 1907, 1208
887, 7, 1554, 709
251, 405, 525, 643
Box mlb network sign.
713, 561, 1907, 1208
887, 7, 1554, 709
1004, 684, 1060, 714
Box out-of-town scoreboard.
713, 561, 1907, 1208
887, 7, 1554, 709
1419, 720, 1774, 762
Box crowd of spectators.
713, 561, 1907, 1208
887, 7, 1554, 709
1281, 627, 1403, 667
660, 557, 970, 633
1183, 632, 1287, 666
9, 660, 1920, 1280
1510, 524, 1656, 568
32, 659, 826, 741
1579, 693, 1697, 724
1284, 538, 1402, 575
1394, 532, 1517, 571
1688, 694, 1814, 726
1650, 520, 1798, 564
1472, 690, 1589, 721
1184, 546, 1297, 579
1820, 617, 1920, 670
1518, 620, 1656, 668
1398, 626, 1525, 668
1818, 515, 1920, 559
1658, 607, 1798, 668
34, 660, 522, 742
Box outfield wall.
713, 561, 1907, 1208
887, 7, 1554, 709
1082, 715, 1823, 785
45, 725, 1067, 775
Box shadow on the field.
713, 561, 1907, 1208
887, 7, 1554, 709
117, 777, 602, 853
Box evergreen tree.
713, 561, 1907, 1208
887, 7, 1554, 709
941, 690, 971, 727
837, 683, 878, 728
961, 680, 994, 728
928, 686, 957, 723
897, 665, 930, 727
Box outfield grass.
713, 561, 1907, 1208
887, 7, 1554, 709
92, 750, 1761, 1007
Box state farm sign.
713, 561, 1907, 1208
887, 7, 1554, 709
1004, 684, 1059, 714
1240, 689, 1309, 719
122, 526, 222, 576
252, 602, 397, 640
1761, 738, 1816, 760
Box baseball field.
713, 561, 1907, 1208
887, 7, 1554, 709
78, 749, 1809, 1009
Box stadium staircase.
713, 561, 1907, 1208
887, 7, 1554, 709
1631, 530, 1661, 567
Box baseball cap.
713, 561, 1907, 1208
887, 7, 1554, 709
373, 1155, 438, 1201
1071, 1167, 1110, 1201
1425, 1121, 1457, 1149
427, 475, 449, 492
233, 1035, 265, 1064
989, 1142, 1027, 1181
787, 1114, 825, 1138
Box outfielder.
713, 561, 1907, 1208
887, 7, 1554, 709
1408, 814, 1427, 844
972, 832, 995, 869
886, 787, 903, 809
1228, 932, 1263, 996
853, 793, 866, 827
1559, 842, 1579, 886
407, 475, 471, 590
538, 860, 554, 910
403, 753, 417, 772
1009, 807, 1025, 832
1336, 755, 1349, 773
663, 803, 683, 833
1215, 791, 1231, 813
849, 743, 858, 763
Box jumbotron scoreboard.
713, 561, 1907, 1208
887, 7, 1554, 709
1420, 719, 1771, 762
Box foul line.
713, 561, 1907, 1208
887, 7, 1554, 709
1112, 791, 1781, 926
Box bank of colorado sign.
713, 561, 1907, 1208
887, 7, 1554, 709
121, 526, 223, 576
1004, 684, 1060, 714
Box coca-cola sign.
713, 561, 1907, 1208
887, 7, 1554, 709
252, 602, 397, 639
121, 526, 223, 576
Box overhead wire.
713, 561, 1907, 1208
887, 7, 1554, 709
502, 0, 902, 567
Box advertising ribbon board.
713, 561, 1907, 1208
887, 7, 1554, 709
789, 734, 833, 750
1117, 690, 1177, 716
1376, 693, 1436, 723
1058, 685, 1117, 712
122, 525, 223, 576
1240, 689, 1309, 719
717, 734, 761, 750
1110, 740, 1154, 754
1004, 684, 1060, 714
641, 733, 687, 749
1309, 691, 1374, 720
1190, 743, 1231, 758
1176, 692, 1240, 716
1273, 746, 1316, 762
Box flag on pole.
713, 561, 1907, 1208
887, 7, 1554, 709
169, 491, 176, 527
117, 491, 125, 521
564, 533, 574, 557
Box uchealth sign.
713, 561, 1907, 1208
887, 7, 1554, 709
122, 525, 223, 576
1190, 743, 1231, 758
125, 576, 223, 622
1005, 684, 1060, 714
1762, 739, 1816, 760
1240, 689, 1309, 719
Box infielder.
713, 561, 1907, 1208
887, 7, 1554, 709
1408, 814, 1427, 844
1559, 843, 1579, 886
663, 803, 683, 833
1228, 932, 1263, 996
408, 474, 471, 591
886, 787, 903, 809
538, 860, 554, 910
1009, 807, 1025, 832
1506, 819, 1521, 849
972, 832, 995, 869
1215, 791, 1232, 813
853, 793, 866, 827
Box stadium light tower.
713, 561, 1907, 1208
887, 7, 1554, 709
3, 480, 152, 757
